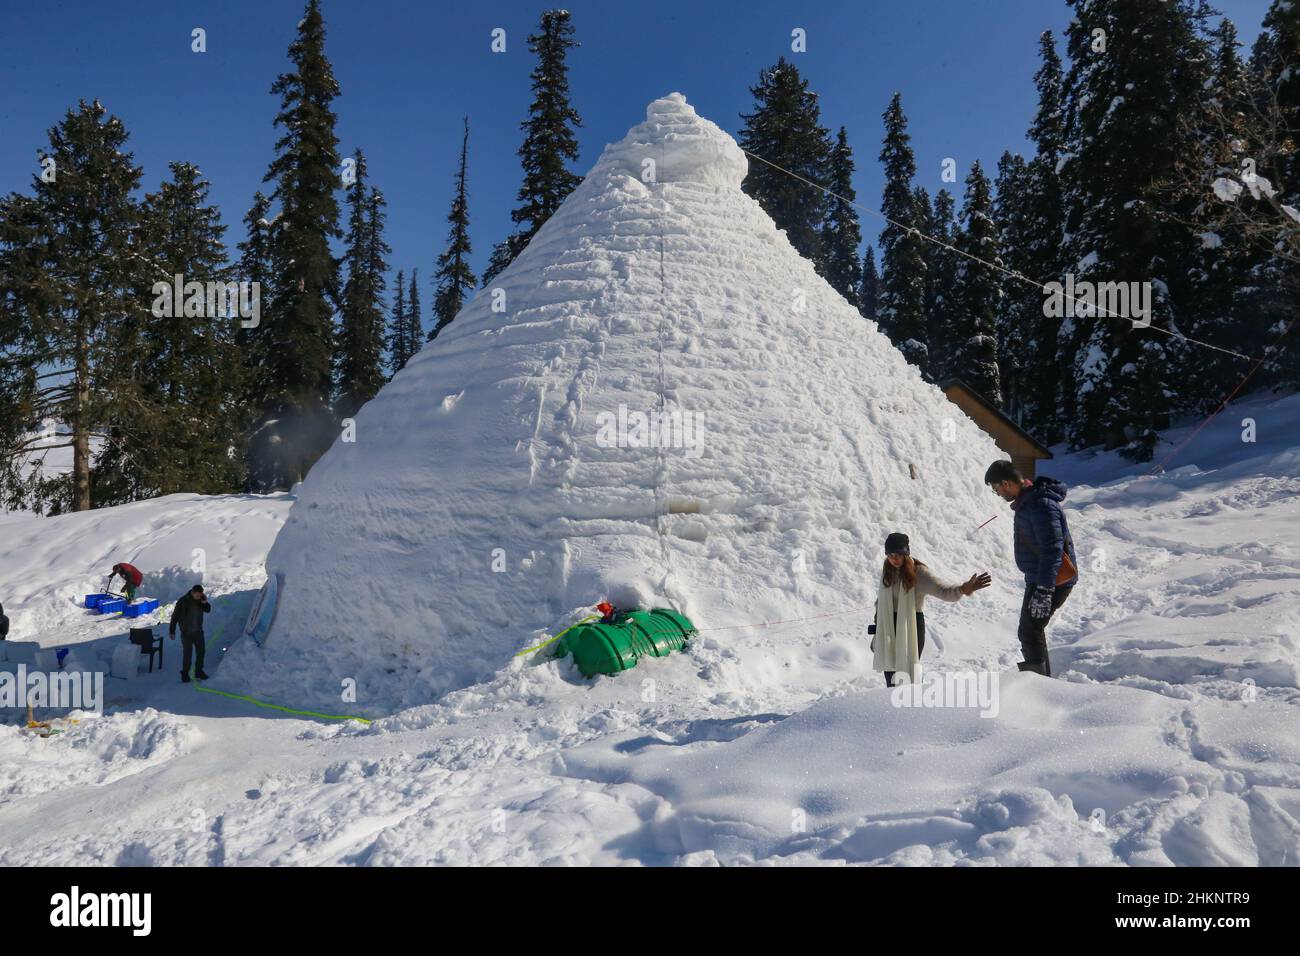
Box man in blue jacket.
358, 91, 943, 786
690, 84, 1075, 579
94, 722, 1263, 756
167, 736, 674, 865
985, 460, 1078, 677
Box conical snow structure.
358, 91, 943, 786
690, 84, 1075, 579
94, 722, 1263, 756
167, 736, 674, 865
228, 94, 1011, 709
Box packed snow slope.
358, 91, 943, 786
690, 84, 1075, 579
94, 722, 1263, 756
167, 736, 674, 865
0, 493, 290, 643
235, 94, 1011, 709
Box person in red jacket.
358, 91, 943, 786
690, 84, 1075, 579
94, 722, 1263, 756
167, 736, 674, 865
109, 562, 144, 602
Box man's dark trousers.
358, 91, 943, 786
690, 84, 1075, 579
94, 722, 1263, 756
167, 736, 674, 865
180, 630, 205, 678
1017, 584, 1073, 676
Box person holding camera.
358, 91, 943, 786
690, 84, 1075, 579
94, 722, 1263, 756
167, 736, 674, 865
170, 584, 212, 682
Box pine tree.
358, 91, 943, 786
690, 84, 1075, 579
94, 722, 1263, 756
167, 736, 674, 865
253, 0, 343, 488
1180, 18, 1268, 409
387, 269, 414, 373
877, 93, 929, 369
431, 117, 476, 342
859, 246, 880, 322
237, 191, 276, 414
482, 9, 582, 286
820, 127, 863, 305
1019, 30, 1069, 442
1250, 0, 1300, 387
94, 161, 245, 505
1058, 0, 1210, 460
0, 100, 144, 513
925, 188, 960, 382
1258, 0, 1299, 200
335, 149, 389, 419
407, 267, 422, 350
366, 187, 390, 351
993, 152, 1034, 420
739, 57, 833, 269
950, 161, 1004, 405
911, 185, 935, 378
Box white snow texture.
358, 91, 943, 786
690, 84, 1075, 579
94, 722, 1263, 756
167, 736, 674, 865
229, 94, 1010, 708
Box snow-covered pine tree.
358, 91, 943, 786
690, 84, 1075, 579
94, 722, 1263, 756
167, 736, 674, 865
1257, 0, 1299, 202
1249, 0, 1300, 387
924, 189, 959, 383
1177, 17, 1274, 411
482, 9, 582, 287
820, 126, 863, 304
253, 0, 343, 488
739, 57, 833, 270
950, 161, 1004, 405
859, 245, 880, 322
94, 161, 245, 505
1058, 0, 1209, 460
431, 117, 476, 342
0, 100, 144, 513
911, 184, 934, 377
877, 93, 929, 369
993, 151, 1036, 424
1022, 30, 1069, 443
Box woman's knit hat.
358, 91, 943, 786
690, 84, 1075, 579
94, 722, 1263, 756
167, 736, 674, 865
884, 532, 910, 556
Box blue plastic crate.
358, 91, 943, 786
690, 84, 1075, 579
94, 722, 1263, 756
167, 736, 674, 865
122, 598, 159, 619
97, 598, 126, 615
85, 592, 113, 609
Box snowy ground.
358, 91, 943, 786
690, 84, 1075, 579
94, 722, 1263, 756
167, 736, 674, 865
0, 390, 1297, 866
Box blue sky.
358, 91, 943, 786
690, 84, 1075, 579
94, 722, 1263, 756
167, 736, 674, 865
0, 0, 1275, 313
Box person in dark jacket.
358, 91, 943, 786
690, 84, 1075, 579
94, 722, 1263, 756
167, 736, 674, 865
170, 584, 211, 682
0, 602, 8, 641
985, 460, 1078, 676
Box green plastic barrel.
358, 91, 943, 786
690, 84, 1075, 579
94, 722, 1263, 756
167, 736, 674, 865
557, 608, 696, 677
624, 609, 694, 658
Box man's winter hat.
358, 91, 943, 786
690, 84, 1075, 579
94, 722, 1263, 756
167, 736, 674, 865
884, 532, 910, 556
984, 460, 1021, 485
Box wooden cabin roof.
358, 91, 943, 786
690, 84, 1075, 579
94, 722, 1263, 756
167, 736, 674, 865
939, 378, 1054, 460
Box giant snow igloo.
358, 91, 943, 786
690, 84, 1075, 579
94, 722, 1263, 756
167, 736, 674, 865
236, 93, 1009, 708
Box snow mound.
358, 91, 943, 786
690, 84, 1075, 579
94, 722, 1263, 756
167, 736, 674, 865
590, 92, 748, 188
557, 675, 1300, 865
228, 93, 1010, 710
0, 709, 200, 804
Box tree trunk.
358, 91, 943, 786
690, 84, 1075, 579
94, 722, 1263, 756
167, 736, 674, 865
72, 324, 91, 512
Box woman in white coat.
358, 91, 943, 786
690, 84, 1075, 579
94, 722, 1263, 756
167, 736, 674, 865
872, 532, 991, 687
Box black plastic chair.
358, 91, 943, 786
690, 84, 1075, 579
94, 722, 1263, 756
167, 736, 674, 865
129, 627, 163, 672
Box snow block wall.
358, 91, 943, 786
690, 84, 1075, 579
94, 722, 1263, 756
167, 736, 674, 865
228, 94, 1012, 709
